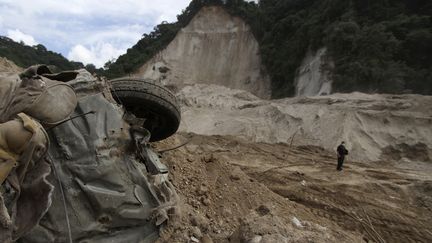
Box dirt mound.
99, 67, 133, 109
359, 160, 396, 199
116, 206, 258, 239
154, 133, 432, 242
153, 134, 360, 242
0, 57, 22, 73
177, 84, 432, 162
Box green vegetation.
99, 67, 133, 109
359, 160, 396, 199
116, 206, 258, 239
102, 21, 179, 78
2, 1, 430, 97
225, 0, 432, 97
0, 36, 84, 71
103, 0, 223, 79
104, 0, 432, 97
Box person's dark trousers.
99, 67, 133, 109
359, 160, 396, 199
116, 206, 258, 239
337, 156, 344, 171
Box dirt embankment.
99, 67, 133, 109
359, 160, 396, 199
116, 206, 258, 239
154, 133, 432, 243
177, 84, 432, 162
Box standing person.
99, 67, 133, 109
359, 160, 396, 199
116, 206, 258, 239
336, 141, 348, 171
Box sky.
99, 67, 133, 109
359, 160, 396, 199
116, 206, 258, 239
0, 0, 192, 67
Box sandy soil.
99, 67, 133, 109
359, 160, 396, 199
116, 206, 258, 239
154, 133, 432, 243
177, 84, 432, 162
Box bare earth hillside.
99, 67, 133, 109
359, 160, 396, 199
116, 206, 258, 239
295, 47, 333, 96
132, 6, 271, 99
177, 84, 432, 162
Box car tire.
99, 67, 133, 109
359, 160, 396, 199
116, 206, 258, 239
109, 78, 181, 142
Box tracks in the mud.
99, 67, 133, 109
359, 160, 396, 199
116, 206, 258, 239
165, 134, 432, 243
280, 186, 432, 243
243, 160, 432, 243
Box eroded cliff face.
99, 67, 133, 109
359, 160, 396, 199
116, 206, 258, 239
133, 6, 271, 99
295, 48, 333, 97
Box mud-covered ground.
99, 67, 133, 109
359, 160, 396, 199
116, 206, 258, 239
154, 133, 432, 243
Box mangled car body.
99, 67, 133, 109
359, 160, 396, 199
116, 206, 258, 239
0, 65, 180, 242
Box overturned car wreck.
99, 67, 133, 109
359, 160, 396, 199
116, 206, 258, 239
0, 65, 180, 242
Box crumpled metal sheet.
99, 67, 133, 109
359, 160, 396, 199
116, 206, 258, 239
21, 92, 177, 243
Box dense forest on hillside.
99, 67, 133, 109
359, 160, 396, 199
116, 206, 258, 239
0, 36, 85, 71
254, 0, 432, 97
2, 1, 430, 97
104, 0, 432, 98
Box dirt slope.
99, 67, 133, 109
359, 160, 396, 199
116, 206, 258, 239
0, 57, 22, 73
132, 6, 271, 99
154, 134, 362, 242
295, 47, 333, 96
155, 133, 432, 243
177, 84, 432, 162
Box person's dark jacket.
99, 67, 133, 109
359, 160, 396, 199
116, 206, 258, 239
337, 144, 349, 158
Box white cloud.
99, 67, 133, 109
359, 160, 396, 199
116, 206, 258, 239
0, 0, 191, 66
68, 42, 126, 68
6, 29, 38, 46
1, 0, 190, 22
65, 24, 146, 67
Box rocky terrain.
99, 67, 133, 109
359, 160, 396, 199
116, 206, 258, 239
154, 133, 432, 243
